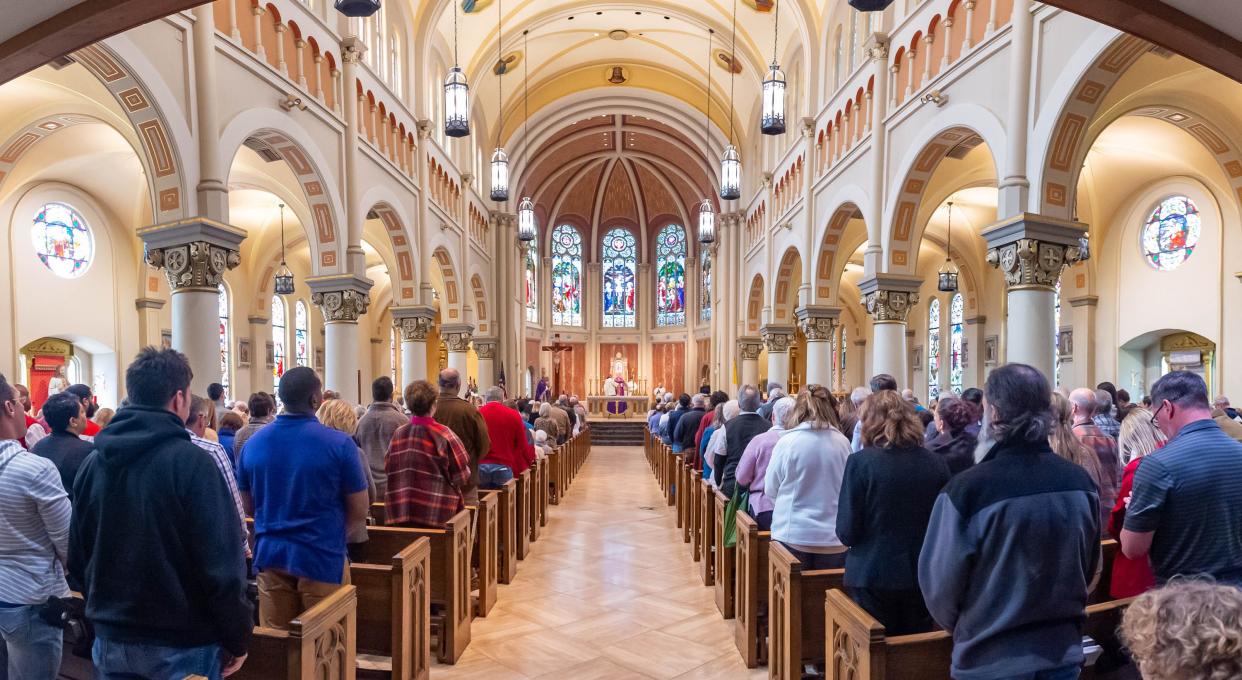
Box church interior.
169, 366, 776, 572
3, 0, 1242, 678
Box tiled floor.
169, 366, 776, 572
430, 445, 766, 680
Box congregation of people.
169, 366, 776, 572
0, 346, 587, 679
647, 366, 1242, 680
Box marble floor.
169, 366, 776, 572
430, 445, 766, 680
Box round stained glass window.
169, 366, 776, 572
32, 202, 93, 278
1141, 195, 1200, 271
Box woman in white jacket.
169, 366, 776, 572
764, 384, 853, 569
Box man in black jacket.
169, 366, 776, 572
718, 385, 772, 495
70, 347, 252, 678
30, 391, 93, 500
673, 394, 708, 455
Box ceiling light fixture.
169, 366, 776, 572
517, 28, 538, 243
761, 0, 787, 135
699, 26, 716, 244
938, 201, 959, 292
443, 0, 470, 138
274, 203, 295, 295
720, 0, 742, 201
334, 0, 380, 18
490, 0, 509, 201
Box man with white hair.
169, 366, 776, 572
674, 393, 709, 455
757, 383, 786, 421
735, 396, 796, 530
1069, 387, 1122, 529
902, 389, 927, 413
719, 386, 773, 495
1092, 388, 1122, 439
704, 400, 741, 487
1214, 396, 1241, 423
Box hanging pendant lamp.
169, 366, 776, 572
516, 29, 538, 242
274, 203, 295, 295
761, 0, 786, 135
698, 28, 717, 244
720, 0, 742, 201
489, 0, 510, 201
443, 0, 470, 138
937, 201, 960, 292
335, 0, 380, 18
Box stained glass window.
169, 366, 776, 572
524, 241, 538, 323
218, 284, 230, 400
272, 296, 286, 391
295, 301, 310, 367
1142, 195, 1200, 270
551, 225, 583, 326
390, 327, 398, 382
831, 326, 840, 390
928, 298, 941, 400
950, 293, 964, 395
841, 326, 847, 382
1054, 279, 1062, 388
32, 202, 93, 278
655, 224, 687, 327
601, 227, 637, 328
700, 250, 712, 322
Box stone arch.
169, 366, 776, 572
359, 189, 419, 304
772, 248, 802, 324
430, 246, 462, 323
815, 201, 866, 302
469, 273, 490, 335
745, 274, 765, 336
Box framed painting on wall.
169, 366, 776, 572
237, 339, 251, 368
984, 336, 999, 365
265, 341, 275, 369
912, 346, 923, 371
315, 348, 325, 371
160, 329, 172, 350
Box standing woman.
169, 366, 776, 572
316, 399, 378, 561
534, 402, 561, 444
837, 391, 950, 634
764, 385, 851, 569
926, 397, 979, 477
1107, 408, 1165, 598
1049, 393, 1106, 531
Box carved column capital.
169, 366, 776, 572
138, 218, 246, 292
795, 305, 841, 341
441, 324, 475, 353
865, 32, 890, 62
858, 274, 923, 324
982, 213, 1088, 291
737, 338, 764, 361
393, 305, 437, 341
473, 338, 497, 360
760, 326, 796, 354
307, 274, 373, 323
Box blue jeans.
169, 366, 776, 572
0, 604, 62, 680
92, 638, 222, 680
478, 463, 514, 489
1005, 665, 1081, 680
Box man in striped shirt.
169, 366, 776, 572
186, 395, 251, 558
0, 373, 71, 679
385, 380, 471, 528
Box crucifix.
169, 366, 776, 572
540, 334, 574, 398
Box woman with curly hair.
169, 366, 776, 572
926, 396, 979, 477
1120, 579, 1242, 680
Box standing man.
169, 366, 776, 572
1122, 371, 1242, 585
547, 395, 571, 445
1092, 388, 1122, 439
756, 383, 785, 421
13, 383, 47, 449
920, 364, 1098, 680
433, 368, 490, 505
207, 383, 230, 424
0, 374, 71, 679
357, 376, 408, 499
718, 385, 773, 495
673, 394, 709, 456
70, 348, 252, 678
477, 387, 535, 488
30, 390, 94, 501
666, 394, 691, 451
1069, 387, 1123, 530
186, 395, 250, 558
237, 367, 369, 629
63, 384, 102, 439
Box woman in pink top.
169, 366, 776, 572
735, 396, 795, 531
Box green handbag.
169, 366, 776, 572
722, 485, 750, 548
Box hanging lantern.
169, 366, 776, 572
761, 61, 787, 135
443, 66, 470, 138
848, 0, 895, 10
719, 145, 741, 201
697, 198, 716, 244
334, 0, 380, 18
937, 201, 959, 292
490, 147, 510, 202
274, 203, 295, 295
517, 196, 537, 242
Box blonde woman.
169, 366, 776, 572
1107, 407, 1165, 597
1049, 393, 1105, 530
316, 399, 378, 561
1120, 579, 1242, 680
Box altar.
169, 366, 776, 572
585, 395, 652, 418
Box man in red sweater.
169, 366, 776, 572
477, 386, 536, 488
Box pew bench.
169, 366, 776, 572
471, 492, 499, 617
351, 538, 431, 680
497, 478, 518, 583
233, 585, 359, 680
713, 488, 735, 619
515, 468, 532, 559
699, 476, 716, 586
768, 541, 845, 680
735, 510, 771, 668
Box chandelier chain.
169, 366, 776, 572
705, 28, 713, 174
728, 0, 737, 145
452, 0, 460, 66
495, 0, 503, 148
773, 0, 780, 64
278, 203, 287, 265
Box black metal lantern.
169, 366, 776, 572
274, 203, 295, 295
443, 66, 470, 138
719, 145, 742, 201
334, 0, 380, 18
761, 62, 787, 135
517, 196, 537, 242
848, 0, 896, 10
697, 198, 716, 244
490, 147, 510, 202
937, 201, 959, 292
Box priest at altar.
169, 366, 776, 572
604, 374, 627, 414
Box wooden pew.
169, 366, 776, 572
735, 510, 771, 668
497, 478, 518, 584
471, 491, 499, 617
768, 541, 845, 680
529, 457, 543, 543
233, 585, 359, 680
548, 448, 563, 505
514, 468, 532, 559
679, 458, 692, 541
351, 538, 431, 680
538, 456, 550, 528
665, 448, 678, 507
674, 454, 686, 530
713, 488, 735, 619
359, 511, 472, 664
689, 469, 702, 562
699, 476, 716, 586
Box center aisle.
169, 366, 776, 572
431, 445, 765, 680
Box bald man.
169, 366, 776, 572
433, 369, 490, 504
1069, 387, 1122, 532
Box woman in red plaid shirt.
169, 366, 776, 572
384, 380, 471, 528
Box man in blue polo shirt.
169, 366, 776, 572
237, 367, 369, 629
1122, 370, 1242, 585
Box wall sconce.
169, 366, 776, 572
920, 90, 948, 107
279, 94, 307, 111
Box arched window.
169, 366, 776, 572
1054, 279, 1062, 388
272, 296, 287, 391
700, 250, 712, 322
390, 327, 398, 382
832, 325, 840, 389
1142, 195, 1200, 271
295, 300, 310, 367
833, 28, 843, 89
601, 227, 637, 328
655, 224, 687, 327
32, 202, 93, 279
390, 34, 402, 98
218, 284, 231, 400
950, 293, 964, 394
524, 241, 538, 322
841, 326, 848, 382
551, 224, 583, 326
928, 298, 941, 400
849, 11, 860, 70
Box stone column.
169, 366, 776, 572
193, 5, 228, 221
858, 274, 922, 384
134, 298, 165, 352
964, 314, 987, 390
308, 274, 373, 404
796, 305, 840, 389
1000, 0, 1033, 216
865, 33, 890, 273
738, 338, 763, 390
1068, 295, 1098, 387
247, 314, 269, 395
983, 213, 1087, 379
392, 305, 436, 386
441, 324, 474, 396
474, 338, 497, 390
340, 37, 367, 273
761, 326, 796, 391
138, 219, 245, 388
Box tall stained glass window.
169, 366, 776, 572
1054, 279, 1062, 388
551, 225, 583, 326
218, 284, 230, 400
1142, 195, 1200, 271
295, 301, 310, 367
32, 202, 93, 278
841, 326, 847, 381
390, 327, 398, 382
949, 293, 964, 395
524, 242, 538, 322
272, 296, 286, 391
601, 227, 637, 328
700, 250, 712, 322
655, 224, 687, 326
831, 326, 840, 390
928, 298, 941, 400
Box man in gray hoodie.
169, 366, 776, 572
356, 376, 408, 499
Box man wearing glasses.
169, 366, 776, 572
1121, 371, 1242, 586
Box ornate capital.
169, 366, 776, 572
138, 218, 246, 292
396, 315, 435, 341
865, 32, 890, 62
441, 324, 474, 353
311, 289, 370, 322
857, 274, 922, 324
761, 326, 796, 354
473, 339, 497, 360
795, 305, 841, 341
134, 297, 165, 311
738, 338, 764, 361
340, 36, 365, 64
983, 213, 1087, 291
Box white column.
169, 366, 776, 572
247, 314, 269, 395
227, 0, 240, 40
999, 0, 1033, 216
295, 39, 308, 89
866, 33, 890, 274
859, 274, 922, 386
475, 339, 497, 389
738, 339, 762, 390
193, 4, 228, 221
393, 305, 436, 386
274, 24, 287, 75
173, 290, 222, 388
871, 323, 908, 384
761, 326, 795, 391
251, 6, 266, 62
308, 276, 373, 404
441, 324, 474, 396
963, 1, 976, 49
341, 37, 366, 273
797, 305, 840, 389
1006, 288, 1056, 378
